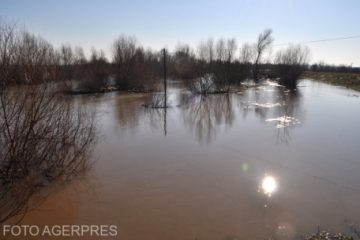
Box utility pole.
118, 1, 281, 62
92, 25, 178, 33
163, 48, 167, 108
163, 48, 167, 136
163, 106, 167, 136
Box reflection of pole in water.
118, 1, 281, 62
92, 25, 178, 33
163, 48, 167, 108
163, 48, 167, 136
163, 107, 167, 136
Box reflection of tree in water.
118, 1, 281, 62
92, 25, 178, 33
20, 173, 98, 226
114, 93, 168, 134
115, 94, 147, 130
113, 85, 303, 144
182, 94, 235, 144
239, 84, 304, 144
144, 107, 168, 135
274, 90, 303, 144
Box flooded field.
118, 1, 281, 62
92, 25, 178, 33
20, 79, 360, 240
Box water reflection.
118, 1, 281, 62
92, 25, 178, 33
273, 90, 303, 144
16, 80, 360, 240
239, 82, 304, 144
111, 81, 304, 144
114, 94, 148, 130
239, 82, 303, 122
144, 108, 167, 134
181, 94, 235, 144
114, 90, 193, 136
261, 175, 278, 197
19, 173, 98, 227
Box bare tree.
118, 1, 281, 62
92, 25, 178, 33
173, 44, 196, 79
112, 34, 137, 64
197, 38, 214, 63
10, 31, 60, 85
59, 44, 74, 81
196, 41, 206, 62
112, 35, 137, 90
275, 44, 309, 66
206, 38, 214, 64
0, 21, 18, 86
215, 38, 226, 62
0, 21, 96, 224
225, 38, 237, 63
74, 48, 109, 93
239, 42, 254, 64
73, 46, 86, 64
214, 38, 238, 91
194, 38, 218, 93
71, 46, 87, 88
60, 44, 73, 65
274, 44, 310, 89
253, 29, 273, 82
112, 34, 157, 91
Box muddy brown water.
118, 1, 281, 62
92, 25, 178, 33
15, 80, 360, 239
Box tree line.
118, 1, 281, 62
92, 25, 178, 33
5, 20, 359, 95
309, 62, 360, 73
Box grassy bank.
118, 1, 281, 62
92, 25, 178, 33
302, 71, 360, 91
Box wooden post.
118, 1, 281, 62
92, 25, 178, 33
163, 48, 167, 108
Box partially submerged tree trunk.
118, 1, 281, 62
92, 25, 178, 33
253, 29, 273, 83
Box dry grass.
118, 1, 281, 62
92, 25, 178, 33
303, 71, 360, 91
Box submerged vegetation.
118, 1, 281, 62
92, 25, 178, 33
0, 20, 96, 223
1, 16, 360, 233
275, 44, 310, 90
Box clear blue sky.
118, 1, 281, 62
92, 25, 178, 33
1, 0, 360, 66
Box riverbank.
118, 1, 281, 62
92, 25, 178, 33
303, 71, 360, 91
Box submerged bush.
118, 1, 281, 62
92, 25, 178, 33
0, 83, 96, 224
0, 22, 96, 223
274, 44, 310, 90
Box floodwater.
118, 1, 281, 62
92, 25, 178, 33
19, 80, 360, 239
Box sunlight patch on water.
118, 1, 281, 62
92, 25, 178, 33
253, 102, 281, 108
265, 79, 282, 87
255, 86, 275, 92
266, 116, 301, 128
261, 175, 278, 197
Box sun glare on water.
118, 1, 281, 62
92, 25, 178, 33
261, 176, 277, 196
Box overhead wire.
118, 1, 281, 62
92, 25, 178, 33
273, 35, 360, 47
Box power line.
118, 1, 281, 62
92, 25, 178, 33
274, 34, 360, 47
